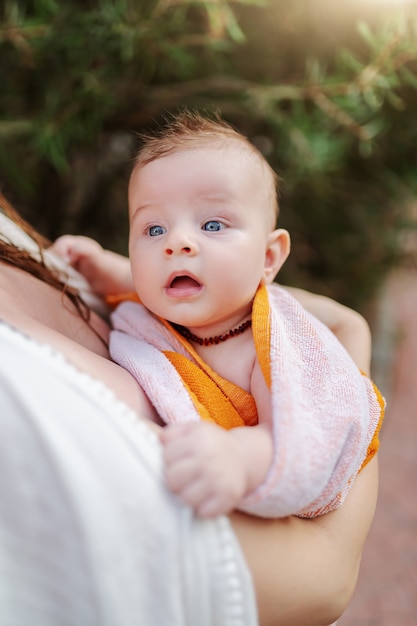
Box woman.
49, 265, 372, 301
0, 192, 378, 626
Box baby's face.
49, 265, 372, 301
128, 147, 275, 334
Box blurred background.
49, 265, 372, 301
2, 0, 417, 311
1, 2, 417, 624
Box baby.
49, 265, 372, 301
54, 110, 384, 518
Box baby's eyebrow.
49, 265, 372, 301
196, 192, 232, 202
130, 203, 157, 222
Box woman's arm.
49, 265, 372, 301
231, 457, 378, 626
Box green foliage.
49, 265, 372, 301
2, 0, 417, 308
1, 0, 241, 176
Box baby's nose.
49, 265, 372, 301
164, 231, 197, 256
165, 245, 193, 256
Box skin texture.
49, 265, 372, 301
0, 248, 378, 625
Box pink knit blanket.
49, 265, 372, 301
110, 284, 384, 518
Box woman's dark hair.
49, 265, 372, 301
0, 192, 90, 323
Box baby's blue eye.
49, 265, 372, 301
148, 225, 166, 237
203, 221, 223, 232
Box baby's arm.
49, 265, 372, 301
161, 421, 273, 518
51, 235, 133, 297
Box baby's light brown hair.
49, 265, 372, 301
132, 109, 280, 227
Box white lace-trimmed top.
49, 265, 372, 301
0, 211, 258, 626
0, 318, 257, 626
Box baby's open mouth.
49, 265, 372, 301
166, 274, 203, 297
169, 276, 201, 289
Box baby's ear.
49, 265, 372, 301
261, 229, 291, 285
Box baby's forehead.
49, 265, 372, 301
133, 141, 264, 178
131, 139, 276, 199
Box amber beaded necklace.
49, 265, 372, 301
174, 319, 252, 346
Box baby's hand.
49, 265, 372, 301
161, 422, 249, 518
51, 235, 133, 296
51, 234, 103, 267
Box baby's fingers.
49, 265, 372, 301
164, 455, 200, 493
50, 235, 77, 262
50, 235, 102, 266
168, 470, 231, 518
